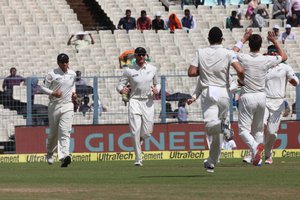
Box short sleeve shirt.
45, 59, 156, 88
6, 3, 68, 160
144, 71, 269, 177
190, 45, 238, 88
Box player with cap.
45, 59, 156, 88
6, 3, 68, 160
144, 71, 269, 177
264, 45, 298, 164
233, 30, 288, 166
280, 24, 296, 43
41, 53, 77, 168
116, 47, 160, 167
152, 11, 165, 32
187, 27, 245, 173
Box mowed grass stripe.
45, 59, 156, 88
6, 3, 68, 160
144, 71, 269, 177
0, 158, 299, 200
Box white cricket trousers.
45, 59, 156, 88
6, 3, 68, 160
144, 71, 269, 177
47, 101, 74, 160
128, 98, 154, 162
238, 92, 265, 156
201, 87, 229, 165
263, 101, 285, 158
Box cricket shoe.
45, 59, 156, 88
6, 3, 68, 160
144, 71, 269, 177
242, 152, 252, 164
203, 160, 214, 173
265, 157, 273, 165
46, 152, 54, 165
221, 119, 234, 141
253, 143, 264, 166
134, 160, 143, 167
61, 155, 71, 168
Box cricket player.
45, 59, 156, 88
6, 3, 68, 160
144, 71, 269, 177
233, 31, 287, 166
116, 47, 160, 166
187, 27, 245, 173
263, 45, 299, 164
41, 53, 77, 168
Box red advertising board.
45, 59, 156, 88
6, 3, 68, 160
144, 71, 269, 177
15, 121, 300, 154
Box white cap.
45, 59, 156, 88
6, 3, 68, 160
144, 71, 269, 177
273, 25, 280, 30
75, 31, 88, 36
155, 11, 161, 17
286, 24, 292, 29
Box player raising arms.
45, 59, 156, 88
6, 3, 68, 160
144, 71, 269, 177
233, 31, 288, 166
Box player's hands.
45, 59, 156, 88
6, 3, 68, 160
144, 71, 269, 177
52, 90, 62, 98
187, 97, 196, 105
267, 31, 278, 44
241, 28, 252, 43
121, 86, 130, 94
151, 86, 159, 95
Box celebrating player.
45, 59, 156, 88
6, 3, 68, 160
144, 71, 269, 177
233, 31, 288, 166
187, 27, 244, 173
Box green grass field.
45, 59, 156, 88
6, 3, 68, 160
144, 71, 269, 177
0, 158, 299, 200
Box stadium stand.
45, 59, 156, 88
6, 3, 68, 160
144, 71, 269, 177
0, 0, 298, 145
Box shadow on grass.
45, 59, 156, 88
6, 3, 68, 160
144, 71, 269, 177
138, 174, 207, 178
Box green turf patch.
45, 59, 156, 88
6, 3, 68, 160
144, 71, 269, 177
0, 158, 299, 200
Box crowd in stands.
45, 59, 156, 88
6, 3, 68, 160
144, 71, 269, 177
117, 8, 197, 33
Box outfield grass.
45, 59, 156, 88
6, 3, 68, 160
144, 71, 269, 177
0, 158, 299, 200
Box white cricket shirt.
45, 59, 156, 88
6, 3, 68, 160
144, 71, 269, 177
190, 45, 238, 88
237, 52, 282, 94
116, 62, 160, 99
41, 67, 76, 103
265, 62, 298, 99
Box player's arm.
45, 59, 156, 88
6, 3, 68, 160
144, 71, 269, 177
232, 28, 253, 52
116, 70, 130, 94
152, 69, 160, 95
267, 31, 287, 62
232, 61, 244, 82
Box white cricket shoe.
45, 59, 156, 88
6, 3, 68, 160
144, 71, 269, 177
242, 152, 252, 164
203, 160, 214, 173
265, 157, 273, 165
134, 160, 143, 167
46, 152, 54, 165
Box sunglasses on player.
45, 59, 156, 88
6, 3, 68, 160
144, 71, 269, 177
135, 53, 146, 57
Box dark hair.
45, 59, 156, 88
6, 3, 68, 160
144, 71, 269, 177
184, 9, 190, 13
249, 34, 262, 52
208, 27, 223, 44
141, 10, 146, 15
231, 10, 237, 16
125, 9, 131, 14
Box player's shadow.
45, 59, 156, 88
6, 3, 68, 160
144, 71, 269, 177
138, 175, 207, 178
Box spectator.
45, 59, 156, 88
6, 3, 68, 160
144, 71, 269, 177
195, 0, 205, 8
177, 100, 188, 123
181, 9, 196, 32
272, 0, 288, 20
280, 24, 296, 43
137, 10, 152, 32
75, 70, 86, 86
79, 96, 91, 116
251, 6, 269, 28
166, 13, 182, 33
288, 0, 300, 27
152, 11, 165, 32
245, 0, 261, 20
119, 50, 135, 68
286, 13, 299, 27
226, 10, 243, 30
273, 24, 281, 39
90, 95, 107, 116
160, 102, 177, 119
118, 9, 136, 31
2, 67, 25, 100
67, 32, 94, 53
218, 0, 226, 7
